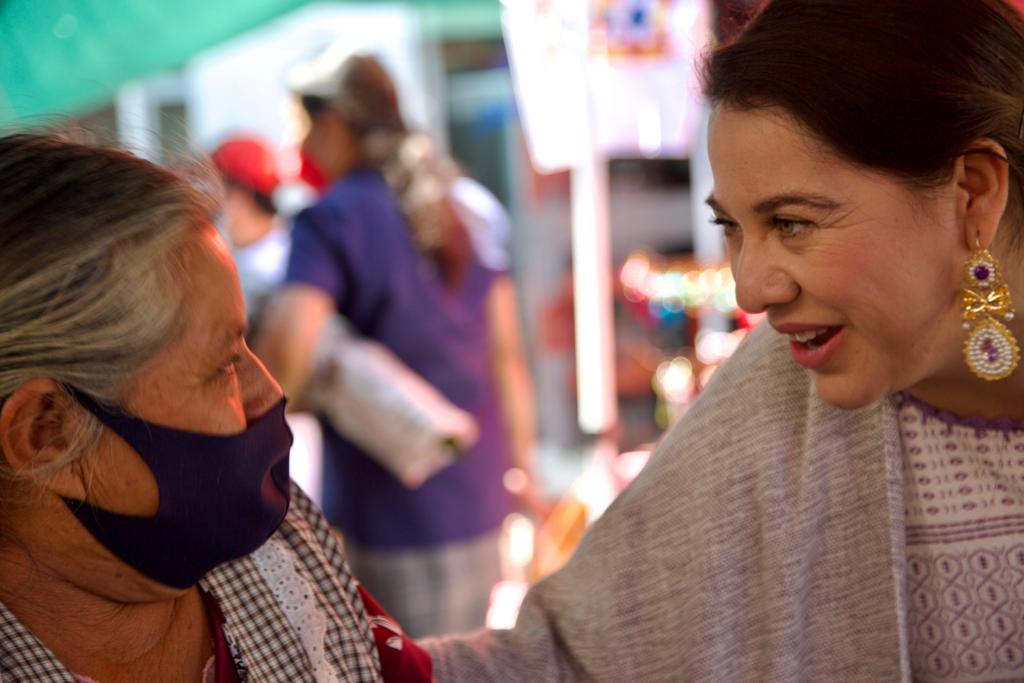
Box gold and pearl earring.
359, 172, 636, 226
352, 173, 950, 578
961, 243, 1019, 380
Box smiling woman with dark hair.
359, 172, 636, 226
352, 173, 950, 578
425, 1, 1024, 681
0, 134, 432, 682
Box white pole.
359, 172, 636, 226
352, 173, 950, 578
570, 82, 617, 436
690, 104, 721, 264
689, 103, 731, 334
116, 83, 160, 162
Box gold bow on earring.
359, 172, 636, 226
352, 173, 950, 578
962, 285, 1015, 322
961, 246, 1019, 381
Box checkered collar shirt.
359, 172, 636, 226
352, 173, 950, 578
0, 487, 383, 682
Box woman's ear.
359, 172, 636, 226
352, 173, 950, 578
956, 138, 1011, 250
0, 378, 87, 499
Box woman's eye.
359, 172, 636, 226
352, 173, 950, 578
773, 217, 810, 237
710, 216, 739, 237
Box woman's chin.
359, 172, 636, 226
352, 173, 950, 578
812, 373, 887, 411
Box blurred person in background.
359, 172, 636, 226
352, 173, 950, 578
425, 0, 1024, 680
0, 133, 432, 682
256, 52, 543, 638
211, 135, 290, 337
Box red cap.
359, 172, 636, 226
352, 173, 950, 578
211, 136, 280, 196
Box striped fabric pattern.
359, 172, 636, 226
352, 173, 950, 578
899, 398, 1024, 682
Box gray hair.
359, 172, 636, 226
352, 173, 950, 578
0, 133, 215, 481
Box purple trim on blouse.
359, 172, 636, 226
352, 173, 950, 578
898, 392, 1024, 433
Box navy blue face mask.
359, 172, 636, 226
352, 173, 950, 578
62, 389, 292, 589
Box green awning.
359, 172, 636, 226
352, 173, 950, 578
0, 0, 500, 127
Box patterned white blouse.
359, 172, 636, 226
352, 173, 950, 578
900, 395, 1024, 683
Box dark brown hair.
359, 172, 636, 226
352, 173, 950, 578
703, 0, 1024, 234
303, 55, 472, 289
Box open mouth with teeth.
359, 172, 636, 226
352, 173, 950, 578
788, 326, 842, 348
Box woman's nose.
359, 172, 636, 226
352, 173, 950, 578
239, 345, 283, 421
732, 240, 799, 314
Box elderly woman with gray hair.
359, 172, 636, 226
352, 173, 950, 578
0, 134, 431, 682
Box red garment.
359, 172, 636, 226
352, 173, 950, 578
200, 589, 243, 683
358, 586, 433, 682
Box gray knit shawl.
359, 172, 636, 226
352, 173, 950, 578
425, 324, 912, 681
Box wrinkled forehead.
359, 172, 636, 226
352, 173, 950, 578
168, 228, 246, 355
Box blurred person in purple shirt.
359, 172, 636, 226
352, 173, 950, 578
256, 52, 543, 638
